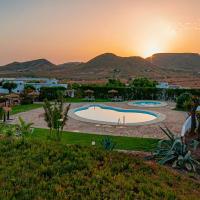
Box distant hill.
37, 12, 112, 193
0, 59, 56, 71
147, 53, 200, 72
62, 53, 163, 80
0, 53, 200, 87
57, 62, 83, 68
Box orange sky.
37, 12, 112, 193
0, 0, 200, 65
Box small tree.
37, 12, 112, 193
17, 117, 34, 138
131, 77, 157, 88
43, 97, 71, 140
106, 79, 125, 87
176, 92, 192, 110
24, 85, 36, 93
2, 82, 17, 93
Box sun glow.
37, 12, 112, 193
141, 44, 162, 57
134, 19, 177, 58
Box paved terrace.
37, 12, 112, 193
10, 102, 187, 139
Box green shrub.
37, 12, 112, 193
176, 92, 192, 109
43, 98, 70, 140
0, 139, 199, 199
154, 127, 200, 172
75, 84, 200, 101
101, 136, 116, 151
16, 117, 34, 137
131, 77, 157, 88
39, 87, 66, 100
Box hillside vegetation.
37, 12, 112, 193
0, 138, 200, 199
1, 53, 200, 87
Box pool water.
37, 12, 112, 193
134, 101, 161, 105
74, 105, 158, 125
129, 100, 167, 107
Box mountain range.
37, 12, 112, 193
0, 53, 200, 88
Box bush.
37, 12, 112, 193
101, 136, 116, 151
0, 139, 200, 199
20, 96, 34, 105
39, 87, 66, 100
131, 77, 157, 88
154, 127, 200, 172
75, 84, 200, 101
176, 92, 192, 109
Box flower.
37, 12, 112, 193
91, 141, 96, 146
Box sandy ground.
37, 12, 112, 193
10, 102, 187, 139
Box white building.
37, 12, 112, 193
156, 82, 169, 89
156, 82, 182, 89
0, 78, 67, 94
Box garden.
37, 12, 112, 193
0, 78, 200, 199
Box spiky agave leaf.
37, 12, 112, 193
158, 154, 176, 165
159, 126, 174, 141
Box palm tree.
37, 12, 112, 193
43, 97, 71, 140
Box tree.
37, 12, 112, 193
177, 92, 192, 110
43, 97, 71, 140
196, 111, 200, 140
24, 85, 36, 93
106, 79, 125, 87
131, 77, 157, 88
2, 82, 17, 93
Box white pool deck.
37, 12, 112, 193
10, 101, 187, 139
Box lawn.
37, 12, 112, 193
11, 104, 43, 115
30, 128, 158, 152
0, 138, 199, 199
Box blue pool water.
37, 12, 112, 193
134, 101, 161, 105
129, 100, 167, 107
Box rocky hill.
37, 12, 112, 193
147, 53, 200, 72
0, 53, 200, 87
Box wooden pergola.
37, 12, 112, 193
0, 93, 20, 122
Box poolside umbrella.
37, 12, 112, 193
28, 91, 38, 97
84, 89, 94, 94
84, 89, 94, 96
108, 89, 118, 94
5, 93, 20, 99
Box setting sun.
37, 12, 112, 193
134, 19, 177, 58
141, 44, 162, 58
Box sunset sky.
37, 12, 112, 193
0, 0, 200, 65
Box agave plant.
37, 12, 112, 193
3, 125, 16, 138
154, 126, 200, 172
17, 117, 34, 137
43, 97, 71, 140
101, 136, 116, 151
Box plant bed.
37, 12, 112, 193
0, 138, 200, 199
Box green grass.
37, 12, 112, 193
0, 138, 199, 199
11, 104, 43, 115
65, 97, 112, 103
30, 128, 158, 152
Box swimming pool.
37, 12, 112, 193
69, 104, 165, 126
128, 100, 167, 107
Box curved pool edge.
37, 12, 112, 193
68, 104, 166, 126
128, 100, 168, 108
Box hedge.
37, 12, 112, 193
39, 87, 66, 100
75, 85, 200, 100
